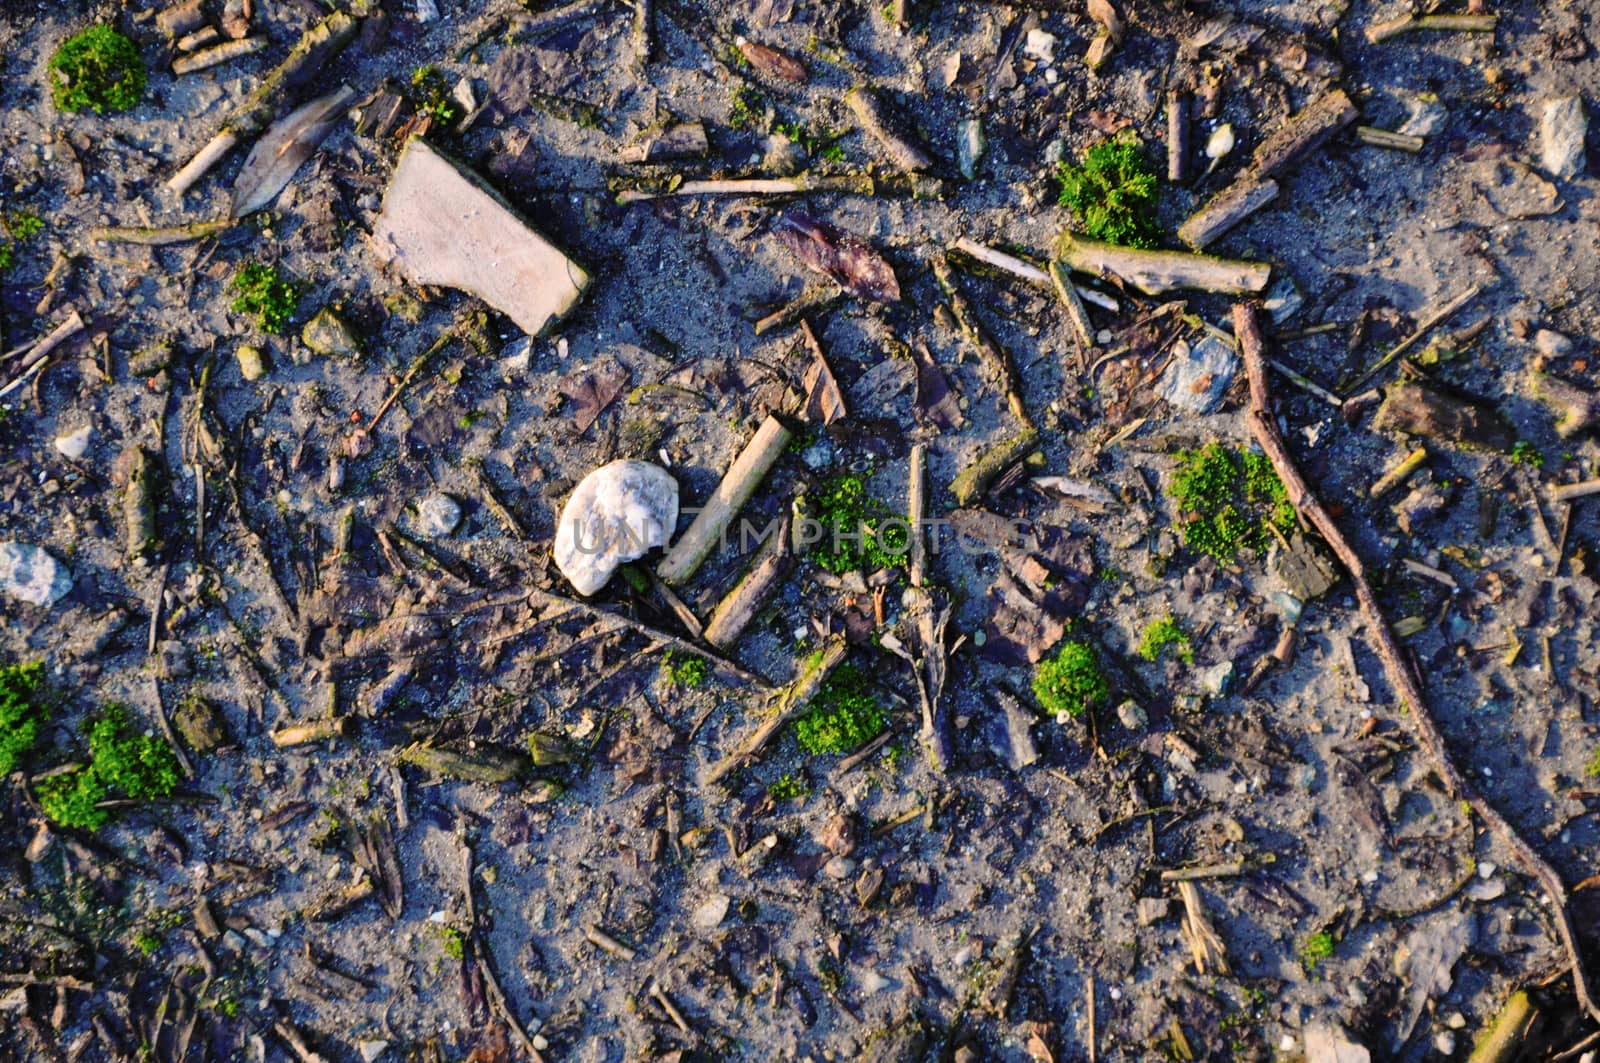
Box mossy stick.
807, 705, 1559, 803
846, 87, 933, 172
949, 237, 1118, 313
950, 427, 1040, 507
1369, 447, 1429, 499
1235, 301, 1600, 1025
1366, 12, 1497, 44
170, 36, 266, 75
89, 219, 238, 245
932, 253, 1030, 425
705, 636, 847, 784
703, 507, 793, 649
657, 415, 793, 585
1055, 233, 1271, 295
1465, 991, 1535, 1063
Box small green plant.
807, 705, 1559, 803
1138, 616, 1194, 664
1586, 746, 1600, 779
0, 660, 48, 775
807, 473, 907, 574
0, 210, 45, 273
1032, 641, 1109, 719
37, 705, 182, 831
768, 771, 811, 801
411, 65, 460, 125
50, 26, 146, 114
1168, 442, 1295, 562
1510, 440, 1544, 468
663, 651, 709, 688
729, 86, 766, 131
1300, 931, 1335, 974
229, 262, 300, 334
794, 664, 886, 755
1055, 132, 1161, 248
438, 925, 466, 960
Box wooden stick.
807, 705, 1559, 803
585, 925, 638, 961
657, 415, 793, 585
89, 219, 238, 245
1055, 233, 1270, 295
616, 174, 875, 203
1356, 125, 1425, 153
1234, 301, 1600, 1025
702, 507, 792, 648
170, 36, 266, 74
1047, 261, 1098, 354
1265, 356, 1342, 407
951, 238, 1118, 311
1166, 90, 1189, 184
1176, 178, 1279, 250
1366, 12, 1497, 44
846, 88, 933, 172
271, 716, 351, 748
705, 636, 846, 784
1249, 89, 1359, 180
907, 443, 928, 589
1552, 479, 1600, 504
754, 286, 842, 336
932, 253, 1030, 425
1370, 447, 1429, 499
1343, 282, 1485, 394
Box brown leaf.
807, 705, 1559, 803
800, 321, 846, 425
559, 359, 630, 432
350, 813, 404, 920
739, 38, 807, 83
909, 341, 963, 429
230, 85, 356, 218
1025, 1022, 1057, 1063
774, 213, 900, 303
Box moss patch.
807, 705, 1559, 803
1168, 442, 1295, 562
794, 664, 886, 754
50, 26, 146, 114
0, 660, 48, 776
1032, 641, 1108, 719
1055, 132, 1160, 248
230, 262, 301, 334
663, 651, 710, 688
38, 705, 182, 831
1138, 616, 1194, 665
807, 473, 908, 574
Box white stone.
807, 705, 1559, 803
957, 119, 985, 180
1155, 335, 1238, 414
358, 1041, 390, 1063
414, 493, 461, 538
1535, 329, 1574, 358
1023, 29, 1057, 63
54, 425, 91, 460
1206, 123, 1235, 161
1303, 1024, 1370, 1063
691, 894, 730, 930
1539, 95, 1587, 179
858, 969, 891, 994
0, 542, 72, 606
1478, 861, 1497, 879
1434, 1032, 1456, 1056
554, 460, 678, 596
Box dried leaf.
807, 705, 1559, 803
774, 213, 900, 303
749, 0, 795, 26
230, 84, 356, 218
351, 813, 404, 920
1025, 1022, 1057, 1063
801, 321, 846, 425
909, 341, 963, 429
738, 38, 807, 83
560, 359, 630, 432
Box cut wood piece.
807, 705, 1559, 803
703, 507, 792, 649
157, 0, 207, 36
171, 36, 267, 75
1370, 382, 1513, 452
1166, 90, 1189, 184
1249, 88, 1359, 180
230, 84, 356, 218
1176, 177, 1278, 250
846, 88, 933, 172
1055, 233, 1270, 295
656, 415, 793, 585
371, 137, 590, 337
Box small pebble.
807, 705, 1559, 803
415, 493, 462, 538
1434, 1031, 1456, 1056
1534, 329, 1573, 359
54, 425, 91, 460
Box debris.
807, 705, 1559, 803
705, 635, 846, 784
53, 425, 91, 460
994, 690, 1038, 769
1303, 1025, 1370, 1063
0, 543, 72, 606
554, 459, 679, 596
657, 415, 791, 585
957, 119, 985, 179
372, 138, 590, 337
1356, 126, 1425, 153
1083, 0, 1123, 70
1154, 334, 1238, 414
1366, 12, 1498, 44
1531, 370, 1600, 438
1464, 991, 1534, 1063
1271, 534, 1339, 601
620, 121, 708, 163
1204, 123, 1234, 165
846, 88, 932, 172
1055, 233, 1271, 295
301, 308, 362, 360
933, 254, 1029, 423
1345, 282, 1487, 393
800, 321, 847, 426
560, 360, 630, 433
237, 344, 268, 381
737, 37, 807, 83
1166, 91, 1189, 184
774, 213, 901, 303
951, 428, 1040, 507
692, 894, 731, 930
1371, 382, 1514, 451
171, 36, 267, 76
1369, 447, 1429, 499
704, 507, 793, 648
230, 85, 357, 217
1539, 96, 1588, 177
1177, 882, 1229, 975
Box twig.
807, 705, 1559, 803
1343, 282, 1485, 394
150, 680, 195, 780
1177, 881, 1230, 975
1056, 233, 1271, 295
649, 983, 695, 1038
1166, 90, 1188, 184
907, 443, 928, 589
1160, 859, 1250, 882
616, 174, 876, 203
834, 729, 894, 776
1356, 125, 1425, 153
89, 220, 238, 245
657, 415, 792, 585
1370, 446, 1429, 499
1234, 301, 1600, 1024
705, 636, 847, 784
846, 88, 932, 172
0, 311, 87, 400
1366, 12, 1497, 44
932, 253, 1030, 425
585, 925, 637, 961
754, 286, 842, 336
950, 237, 1119, 311
703, 507, 792, 649
1552, 479, 1600, 504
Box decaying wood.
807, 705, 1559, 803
1370, 381, 1513, 452
397, 742, 529, 783
658, 415, 793, 585
1045, 260, 1098, 356
907, 443, 928, 589
846, 88, 933, 172
950, 237, 1119, 311
1345, 281, 1485, 393
271, 716, 351, 748
932, 253, 1030, 425
1177, 881, 1230, 975
1234, 301, 1600, 1025
703, 507, 793, 649
1370, 446, 1429, 499
169, 12, 360, 194
1166, 90, 1189, 184
950, 427, 1040, 507
1056, 233, 1271, 295
170, 36, 266, 75
1366, 12, 1497, 44
705, 636, 847, 784
1356, 125, 1425, 152
1175, 178, 1278, 250
157, 0, 206, 36
88, 219, 238, 245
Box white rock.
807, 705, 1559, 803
1155, 335, 1238, 414
54, 425, 91, 460
1478, 861, 1497, 879
858, 969, 891, 994
1434, 1032, 1456, 1056
691, 894, 731, 930
414, 493, 462, 538
1535, 329, 1573, 358
957, 119, 986, 180
1539, 95, 1587, 179
0, 542, 72, 606
1206, 123, 1235, 160
1023, 29, 1057, 63
1399, 95, 1448, 138
554, 460, 678, 596
358, 1040, 390, 1063
1303, 1024, 1370, 1063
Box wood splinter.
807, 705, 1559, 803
705, 636, 847, 784
657, 414, 793, 585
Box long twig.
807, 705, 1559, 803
1234, 302, 1600, 1024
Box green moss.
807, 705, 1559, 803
794, 664, 885, 755
807, 473, 907, 575
1055, 132, 1161, 248
37, 705, 181, 831
49, 26, 146, 114
0, 209, 45, 274
663, 651, 710, 688
768, 771, 811, 801
1586, 746, 1600, 779
1168, 442, 1295, 562
411, 65, 460, 126
1510, 439, 1544, 468
229, 262, 301, 334
729, 86, 767, 131
438, 925, 466, 960
1300, 931, 1335, 974
1032, 641, 1108, 719
0, 661, 47, 776
1138, 616, 1194, 665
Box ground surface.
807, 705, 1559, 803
2, 0, 1600, 1060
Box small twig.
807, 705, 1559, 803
585, 924, 638, 961
1552, 479, 1600, 504
1370, 446, 1429, 499
1356, 125, 1425, 153
705, 637, 847, 784
1176, 881, 1230, 975
150, 679, 195, 780
1159, 859, 1251, 882
1366, 12, 1497, 44
648, 982, 695, 1038
1343, 282, 1485, 394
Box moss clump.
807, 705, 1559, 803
1300, 931, 1335, 974
807, 473, 908, 575
729, 86, 767, 131
411, 65, 461, 126
1032, 641, 1108, 719
229, 262, 301, 334
49, 26, 146, 114
1168, 442, 1295, 562
768, 771, 811, 801
0, 661, 48, 776
1055, 132, 1160, 248
1586, 746, 1600, 779
1138, 616, 1194, 665
37, 705, 182, 831
663, 651, 710, 688
0, 210, 45, 273
794, 664, 886, 755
